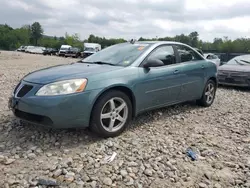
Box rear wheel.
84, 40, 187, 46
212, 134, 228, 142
197, 79, 216, 107
90, 90, 132, 138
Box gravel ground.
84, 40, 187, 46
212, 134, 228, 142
0, 51, 250, 188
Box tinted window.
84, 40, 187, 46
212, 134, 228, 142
146, 45, 176, 66
176, 45, 203, 62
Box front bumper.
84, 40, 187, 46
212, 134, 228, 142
218, 74, 250, 87
82, 52, 94, 58
58, 52, 66, 56
9, 81, 101, 129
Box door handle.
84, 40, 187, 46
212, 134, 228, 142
173, 70, 179, 74
201, 65, 205, 69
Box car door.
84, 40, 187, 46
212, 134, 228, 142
135, 45, 185, 111
174, 44, 206, 101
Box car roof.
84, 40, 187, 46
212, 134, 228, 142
133, 41, 187, 45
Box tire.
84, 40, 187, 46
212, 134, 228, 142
197, 79, 216, 107
90, 90, 132, 138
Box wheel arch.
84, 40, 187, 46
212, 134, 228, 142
90, 85, 137, 120
208, 76, 218, 88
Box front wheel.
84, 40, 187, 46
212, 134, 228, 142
90, 90, 132, 138
197, 79, 216, 107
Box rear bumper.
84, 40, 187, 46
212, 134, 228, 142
9, 81, 102, 129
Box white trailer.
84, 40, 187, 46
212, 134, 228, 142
83, 43, 101, 57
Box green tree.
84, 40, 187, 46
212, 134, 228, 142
31, 22, 43, 45
189, 31, 199, 47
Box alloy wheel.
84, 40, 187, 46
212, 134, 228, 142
100, 97, 128, 133
205, 83, 215, 104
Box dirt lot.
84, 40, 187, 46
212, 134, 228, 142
0, 51, 250, 188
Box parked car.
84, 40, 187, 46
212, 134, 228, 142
29, 47, 46, 54
43, 48, 58, 56
218, 54, 250, 87
58, 45, 72, 56
64, 47, 81, 58
82, 43, 101, 58
9, 41, 217, 138
204, 53, 221, 67
22, 46, 28, 52
25, 46, 35, 53
17, 46, 25, 52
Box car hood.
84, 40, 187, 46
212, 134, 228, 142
218, 64, 250, 72
23, 62, 123, 84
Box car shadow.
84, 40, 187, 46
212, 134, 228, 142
1, 101, 202, 155
218, 85, 250, 93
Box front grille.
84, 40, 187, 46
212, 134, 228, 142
17, 85, 33, 97
218, 71, 249, 78
15, 109, 53, 126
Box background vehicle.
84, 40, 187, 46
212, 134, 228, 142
25, 46, 35, 53
9, 41, 217, 138
58, 45, 72, 56
218, 54, 250, 87
43, 48, 58, 55
204, 53, 221, 67
64, 47, 81, 58
17, 46, 25, 51
29, 46, 46, 54
22, 46, 28, 52
82, 43, 101, 57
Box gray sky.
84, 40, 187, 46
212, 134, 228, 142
1, 0, 250, 41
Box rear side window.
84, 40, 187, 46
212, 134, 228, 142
175, 45, 203, 63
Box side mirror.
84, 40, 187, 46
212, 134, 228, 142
143, 59, 164, 69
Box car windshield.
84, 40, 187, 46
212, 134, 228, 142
226, 55, 250, 65
61, 48, 69, 50
82, 42, 151, 66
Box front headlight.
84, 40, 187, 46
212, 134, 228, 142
36, 79, 88, 96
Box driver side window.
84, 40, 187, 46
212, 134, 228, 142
146, 45, 176, 66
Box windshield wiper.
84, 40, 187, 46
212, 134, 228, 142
240, 59, 250, 64
234, 59, 245, 65
82, 61, 116, 66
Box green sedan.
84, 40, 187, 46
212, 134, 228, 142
9, 41, 217, 137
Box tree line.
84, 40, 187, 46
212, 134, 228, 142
0, 22, 250, 53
